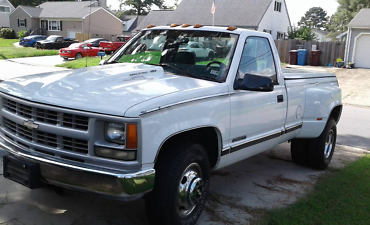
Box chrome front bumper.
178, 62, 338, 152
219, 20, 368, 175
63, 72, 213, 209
0, 134, 155, 201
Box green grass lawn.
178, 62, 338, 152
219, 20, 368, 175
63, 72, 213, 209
0, 47, 59, 59
0, 38, 59, 59
56, 57, 107, 69
256, 155, 370, 225
0, 38, 18, 47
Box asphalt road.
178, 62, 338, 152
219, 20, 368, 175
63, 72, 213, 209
337, 104, 370, 150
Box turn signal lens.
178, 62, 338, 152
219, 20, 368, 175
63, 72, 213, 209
193, 24, 204, 28
147, 24, 156, 28
170, 23, 179, 27
126, 124, 138, 149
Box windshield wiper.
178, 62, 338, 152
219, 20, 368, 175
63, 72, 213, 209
159, 63, 187, 75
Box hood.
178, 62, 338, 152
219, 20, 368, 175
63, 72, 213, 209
0, 63, 222, 117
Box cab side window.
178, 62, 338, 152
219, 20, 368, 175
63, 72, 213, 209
238, 37, 277, 84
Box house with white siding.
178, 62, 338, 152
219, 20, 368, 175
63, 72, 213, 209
0, 0, 15, 28
344, 8, 370, 68
137, 0, 292, 40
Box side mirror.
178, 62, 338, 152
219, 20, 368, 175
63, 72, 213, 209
235, 74, 274, 92
99, 59, 107, 65
87, 43, 92, 47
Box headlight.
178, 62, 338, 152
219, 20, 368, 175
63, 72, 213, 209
105, 123, 126, 145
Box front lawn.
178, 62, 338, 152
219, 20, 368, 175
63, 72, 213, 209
0, 38, 59, 59
56, 57, 107, 69
0, 47, 59, 59
256, 155, 370, 225
0, 38, 18, 47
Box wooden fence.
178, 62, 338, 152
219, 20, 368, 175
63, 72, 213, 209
274, 40, 346, 66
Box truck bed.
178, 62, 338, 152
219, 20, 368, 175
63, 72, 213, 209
283, 67, 336, 80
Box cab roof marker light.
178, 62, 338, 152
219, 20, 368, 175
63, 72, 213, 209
147, 25, 156, 28
193, 24, 204, 28
182, 24, 191, 27
170, 23, 179, 27
227, 26, 238, 31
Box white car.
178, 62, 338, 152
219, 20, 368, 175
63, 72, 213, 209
0, 26, 342, 225
179, 41, 215, 60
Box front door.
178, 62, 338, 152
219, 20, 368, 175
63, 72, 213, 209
228, 36, 287, 163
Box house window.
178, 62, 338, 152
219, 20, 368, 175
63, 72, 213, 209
274, 1, 282, 12
19, 19, 26, 27
0, 6, 11, 12
48, 20, 61, 31
277, 32, 285, 40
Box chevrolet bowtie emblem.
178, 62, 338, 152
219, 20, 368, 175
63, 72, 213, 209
23, 120, 39, 130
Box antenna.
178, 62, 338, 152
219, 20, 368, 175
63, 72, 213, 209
86, 0, 93, 67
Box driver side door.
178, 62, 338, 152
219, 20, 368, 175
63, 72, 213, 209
227, 36, 287, 163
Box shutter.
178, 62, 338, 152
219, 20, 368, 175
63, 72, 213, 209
46, 20, 48, 30
24, 19, 27, 27
18, 19, 19, 27
60, 21, 62, 31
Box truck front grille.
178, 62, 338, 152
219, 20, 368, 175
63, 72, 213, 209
4, 118, 88, 154
4, 98, 89, 131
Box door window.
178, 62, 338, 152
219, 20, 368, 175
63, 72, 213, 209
238, 36, 277, 84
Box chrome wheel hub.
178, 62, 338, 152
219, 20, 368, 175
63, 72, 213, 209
324, 130, 334, 159
177, 163, 204, 218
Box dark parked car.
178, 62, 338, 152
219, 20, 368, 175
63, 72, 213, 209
19, 35, 47, 47
35, 35, 78, 50
83, 38, 108, 47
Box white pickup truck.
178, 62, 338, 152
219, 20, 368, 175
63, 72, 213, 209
0, 26, 342, 225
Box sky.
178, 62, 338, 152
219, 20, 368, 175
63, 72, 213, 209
107, 0, 340, 25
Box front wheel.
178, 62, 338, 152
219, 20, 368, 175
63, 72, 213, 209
145, 142, 210, 225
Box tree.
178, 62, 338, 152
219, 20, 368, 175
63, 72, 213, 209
288, 26, 318, 41
9, 0, 45, 8
328, 0, 370, 38
298, 7, 329, 30
124, 0, 165, 15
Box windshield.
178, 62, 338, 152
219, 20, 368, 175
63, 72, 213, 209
46, 36, 58, 41
69, 43, 82, 49
109, 30, 238, 82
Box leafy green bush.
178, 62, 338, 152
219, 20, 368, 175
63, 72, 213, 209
17, 30, 27, 39
336, 58, 343, 63
0, 28, 16, 39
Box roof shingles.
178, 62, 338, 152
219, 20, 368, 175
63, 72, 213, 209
348, 8, 370, 28
137, 0, 272, 30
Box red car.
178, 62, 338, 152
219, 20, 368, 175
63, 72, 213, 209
59, 43, 104, 60
99, 35, 131, 54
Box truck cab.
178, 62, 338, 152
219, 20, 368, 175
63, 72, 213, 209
1, 25, 342, 225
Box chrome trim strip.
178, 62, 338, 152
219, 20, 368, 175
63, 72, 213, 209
232, 131, 282, 148
140, 93, 231, 115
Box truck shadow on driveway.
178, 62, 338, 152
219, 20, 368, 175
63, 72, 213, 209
0, 143, 364, 225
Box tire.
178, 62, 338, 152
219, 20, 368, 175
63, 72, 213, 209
75, 53, 83, 59
63, 57, 68, 61
307, 119, 337, 170
291, 139, 309, 166
208, 52, 214, 61
145, 142, 210, 225
106, 51, 112, 55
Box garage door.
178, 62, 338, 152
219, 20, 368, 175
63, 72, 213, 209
354, 34, 370, 68
67, 30, 81, 39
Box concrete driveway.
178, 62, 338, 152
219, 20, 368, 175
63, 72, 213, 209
0, 143, 366, 225
0, 56, 67, 81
